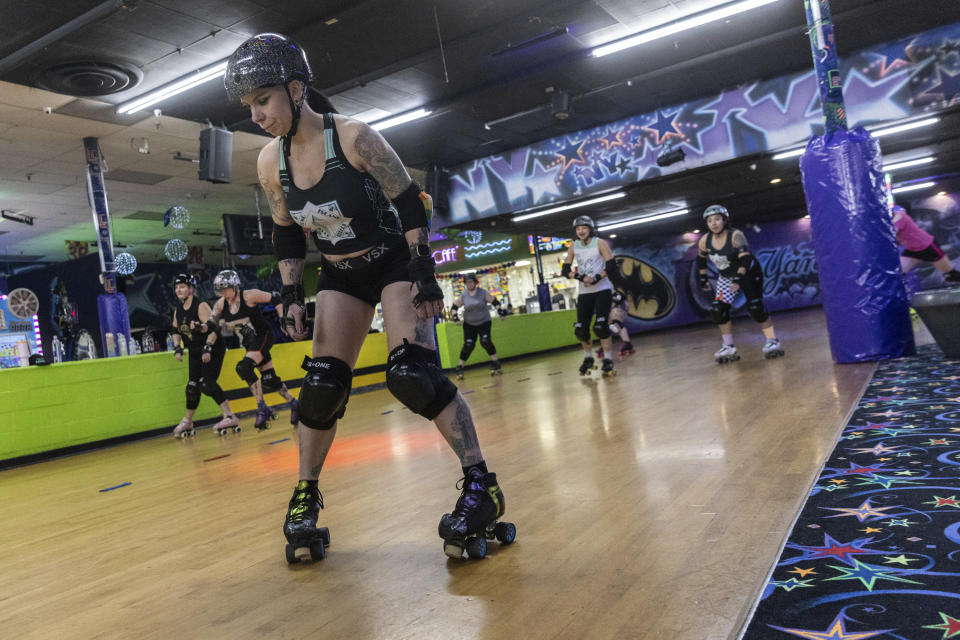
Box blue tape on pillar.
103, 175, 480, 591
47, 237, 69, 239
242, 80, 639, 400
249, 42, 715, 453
800, 127, 915, 362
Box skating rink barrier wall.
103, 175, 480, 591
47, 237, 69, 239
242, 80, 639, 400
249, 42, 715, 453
0, 311, 577, 462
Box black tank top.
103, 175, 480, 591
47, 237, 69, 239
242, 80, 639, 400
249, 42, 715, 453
704, 228, 742, 278
219, 290, 271, 338
174, 298, 207, 348
279, 113, 403, 256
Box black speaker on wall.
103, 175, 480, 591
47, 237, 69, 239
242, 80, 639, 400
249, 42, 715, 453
199, 127, 232, 184
222, 213, 274, 255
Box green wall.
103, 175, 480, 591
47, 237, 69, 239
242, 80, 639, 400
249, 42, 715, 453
436, 310, 578, 368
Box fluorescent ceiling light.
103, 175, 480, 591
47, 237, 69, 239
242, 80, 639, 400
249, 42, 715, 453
772, 147, 805, 160
891, 181, 936, 194
870, 117, 939, 137
597, 208, 689, 231
117, 61, 228, 115
769, 177, 782, 184
882, 156, 935, 172
369, 108, 432, 131
592, 0, 779, 58
512, 192, 626, 222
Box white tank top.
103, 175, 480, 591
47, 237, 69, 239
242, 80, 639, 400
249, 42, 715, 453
573, 237, 613, 295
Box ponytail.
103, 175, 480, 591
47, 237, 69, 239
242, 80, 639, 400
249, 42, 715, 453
307, 87, 337, 114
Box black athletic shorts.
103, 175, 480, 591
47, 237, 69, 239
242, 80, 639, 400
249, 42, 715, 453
463, 320, 492, 343
902, 243, 944, 262
318, 239, 411, 307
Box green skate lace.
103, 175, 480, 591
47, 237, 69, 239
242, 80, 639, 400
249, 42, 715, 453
288, 483, 322, 522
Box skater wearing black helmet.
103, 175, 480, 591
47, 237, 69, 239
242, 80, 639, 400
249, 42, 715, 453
695, 205, 783, 363
450, 272, 507, 379
208, 269, 299, 430
224, 33, 514, 562
561, 215, 623, 377
170, 273, 239, 437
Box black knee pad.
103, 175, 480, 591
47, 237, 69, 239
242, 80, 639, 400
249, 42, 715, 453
298, 356, 353, 430
747, 298, 769, 323
460, 338, 476, 361
386, 341, 458, 420
199, 377, 226, 405
235, 357, 258, 385
479, 334, 496, 354
185, 381, 201, 410
574, 322, 590, 343
710, 300, 730, 325
260, 368, 283, 393
592, 319, 611, 339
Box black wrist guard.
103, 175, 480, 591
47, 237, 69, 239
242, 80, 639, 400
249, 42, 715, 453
408, 256, 443, 307
202, 343, 213, 354
604, 259, 621, 286
732, 272, 744, 284
205, 319, 218, 334
273, 222, 306, 260
497, 307, 507, 318
269, 291, 282, 306
695, 254, 707, 271
574, 273, 585, 282
174, 346, 184, 356
450, 304, 459, 315
612, 290, 624, 305
560, 263, 572, 278
393, 182, 432, 232
280, 284, 305, 309
698, 272, 709, 289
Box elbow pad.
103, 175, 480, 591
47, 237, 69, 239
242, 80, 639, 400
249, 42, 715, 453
560, 263, 572, 278
273, 222, 306, 260
603, 259, 620, 285
696, 254, 707, 271
450, 304, 460, 315
392, 182, 433, 232
490, 298, 501, 307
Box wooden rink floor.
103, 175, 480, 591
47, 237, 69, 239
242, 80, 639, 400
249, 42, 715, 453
0, 308, 881, 640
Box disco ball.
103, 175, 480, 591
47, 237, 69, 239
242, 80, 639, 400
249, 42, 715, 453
164, 206, 190, 229
115, 251, 138, 275
164, 238, 188, 261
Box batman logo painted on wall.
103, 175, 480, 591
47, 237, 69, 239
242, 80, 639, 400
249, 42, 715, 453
615, 255, 675, 320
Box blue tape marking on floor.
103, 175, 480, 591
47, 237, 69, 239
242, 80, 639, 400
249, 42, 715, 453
99, 482, 132, 493
462, 390, 474, 395
268, 438, 291, 445
518, 377, 530, 382
548, 371, 562, 376
381, 410, 393, 415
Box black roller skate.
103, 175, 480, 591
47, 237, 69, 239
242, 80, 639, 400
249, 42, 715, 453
283, 480, 330, 564
438, 467, 516, 560
289, 399, 300, 426
490, 360, 502, 376
601, 358, 616, 377
254, 404, 275, 431
762, 338, 785, 359
455, 364, 464, 380
578, 356, 595, 376
618, 342, 635, 359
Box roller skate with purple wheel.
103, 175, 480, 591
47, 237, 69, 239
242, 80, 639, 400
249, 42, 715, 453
438, 467, 516, 560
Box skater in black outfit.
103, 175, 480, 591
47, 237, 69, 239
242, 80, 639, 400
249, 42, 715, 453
608, 290, 635, 358
561, 215, 623, 377
209, 269, 299, 430
695, 205, 783, 363
450, 273, 506, 378
224, 33, 513, 562
170, 274, 238, 437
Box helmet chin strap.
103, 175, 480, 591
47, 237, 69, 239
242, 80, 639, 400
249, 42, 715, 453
281, 82, 308, 146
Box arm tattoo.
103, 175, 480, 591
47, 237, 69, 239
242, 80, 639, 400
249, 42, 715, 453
407, 227, 429, 256
355, 124, 411, 197
279, 258, 305, 286
732, 230, 749, 251
258, 175, 292, 224
447, 395, 482, 466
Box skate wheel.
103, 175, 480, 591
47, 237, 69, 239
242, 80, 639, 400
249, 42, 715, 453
309, 540, 326, 561
443, 540, 465, 560
465, 536, 487, 559
494, 521, 516, 544
318, 527, 331, 547
285, 544, 297, 564
233, 426, 242, 433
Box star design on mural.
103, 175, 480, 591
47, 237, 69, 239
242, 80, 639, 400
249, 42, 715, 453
886, 518, 916, 527
921, 64, 960, 104
828, 479, 848, 485
895, 470, 918, 476
787, 566, 817, 578
554, 137, 588, 174
859, 527, 882, 534
854, 474, 919, 490
786, 534, 888, 566
924, 495, 960, 509
865, 51, 912, 79
927, 438, 955, 446
825, 558, 922, 591
882, 554, 917, 566
598, 127, 626, 150
769, 612, 894, 639
823, 499, 897, 522
848, 442, 901, 456
643, 110, 682, 146
923, 612, 960, 638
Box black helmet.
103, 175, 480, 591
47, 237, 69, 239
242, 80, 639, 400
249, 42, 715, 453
224, 33, 312, 101
464, 273, 479, 283
572, 215, 596, 230
702, 204, 729, 221
173, 273, 196, 288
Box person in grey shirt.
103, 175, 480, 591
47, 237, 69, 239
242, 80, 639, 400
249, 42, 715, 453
449, 273, 507, 379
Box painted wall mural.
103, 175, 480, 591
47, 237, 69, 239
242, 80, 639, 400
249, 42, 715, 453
448, 22, 960, 223
612, 218, 821, 335
900, 192, 960, 294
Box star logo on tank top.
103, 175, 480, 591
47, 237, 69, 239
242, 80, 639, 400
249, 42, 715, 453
289, 199, 356, 246
709, 254, 731, 270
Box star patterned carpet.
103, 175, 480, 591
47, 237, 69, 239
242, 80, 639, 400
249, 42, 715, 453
741, 345, 960, 639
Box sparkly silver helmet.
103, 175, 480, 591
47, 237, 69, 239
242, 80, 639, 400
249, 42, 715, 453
173, 273, 196, 288
224, 33, 312, 102
572, 215, 596, 231
702, 204, 729, 221
213, 269, 241, 291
